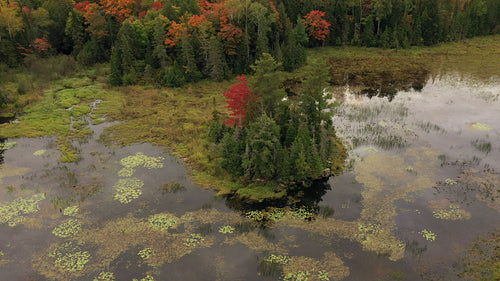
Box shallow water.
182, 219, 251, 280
0, 75, 499, 281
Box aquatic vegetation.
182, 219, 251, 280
63, 206, 79, 216
283, 271, 311, 281
459, 231, 500, 281
218, 225, 235, 234
246, 210, 264, 222
33, 149, 46, 156
93, 272, 115, 281
281, 252, 349, 281
471, 139, 492, 154
290, 207, 314, 221
52, 219, 82, 238
419, 230, 436, 241
161, 182, 186, 193
470, 122, 492, 131
120, 152, 164, 170
133, 275, 155, 281
184, 234, 204, 247
268, 209, 285, 222
432, 205, 471, 221
148, 214, 177, 231
265, 254, 290, 265
318, 270, 329, 281
0, 193, 45, 226
138, 248, 154, 260
113, 178, 144, 204
46, 242, 91, 274
0, 142, 17, 150
358, 223, 381, 234
117, 167, 135, 177
405, 166, 414, 172
444, 178, 457, 185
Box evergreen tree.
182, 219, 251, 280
242, 114, 281, 181
109, 46, 122, 86
118, 21, 136, 74
207, 37, 227, 81
221, 126, 246, 177
284, 17, 308, 71
248, 53, 286, 120
180, 31, 201, 82
151, 19, 169, 68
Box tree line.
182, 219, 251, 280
1, 0, 499, 85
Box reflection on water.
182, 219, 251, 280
0, 75, 499, 280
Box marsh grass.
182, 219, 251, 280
307, 35, 500, 88
471, 139, 492, 155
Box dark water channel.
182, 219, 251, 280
0, 75, 499, 281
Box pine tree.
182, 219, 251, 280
180, 31, 201, 82
207, 37, 227, 81
242, 114, 281, 181
152, 19, 169, 68
284, 17, 308, 71
118, 21, 136, 74
110, 46, 122, 86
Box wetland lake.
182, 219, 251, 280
0, 74, 499, 281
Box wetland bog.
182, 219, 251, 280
0, 37, 500, 281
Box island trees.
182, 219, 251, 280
210, 54, 343, 199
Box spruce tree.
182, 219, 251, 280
207, 37, 227, 81
110, 46, 122, 86
242, 114, 281, 181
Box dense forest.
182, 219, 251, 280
1, 0, 499, 85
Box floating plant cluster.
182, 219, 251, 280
246, 210, 264, 222
48, 242, 90, 273
0, 142, 17, 150
265, 254, 290, 265
52, 219, 82, 238
419, 229, 436, 241
148, 214, 177, 231
33, 149, 47, 156
432, 205, 471, 221
218, 225, 235, 234
280, 252, 348, 281
268, 209, 285, 222
132, 275, 155, 281
63, 206, 79, 217
470, 122, 492, 131
113, 152, 165, 203
138, 248, 154, 260
184, 234, 204, 247
118, 152, 165, 178
113, 178, 144, 204
93, 272, 115, 281
0, 193, 45, 226
444, 178, 458, 185
290, 208, 314, 221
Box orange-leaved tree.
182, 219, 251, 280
303, 10, 331, 41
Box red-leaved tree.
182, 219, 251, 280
224, 76, 253, 127
303, 10, 331, 41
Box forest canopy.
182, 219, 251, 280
0, 0, 499, 85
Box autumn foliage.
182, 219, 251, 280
33, 37, 51, 52
164, 21, 186, 47
224, 76, 253, 127
303, 10, 331, 41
